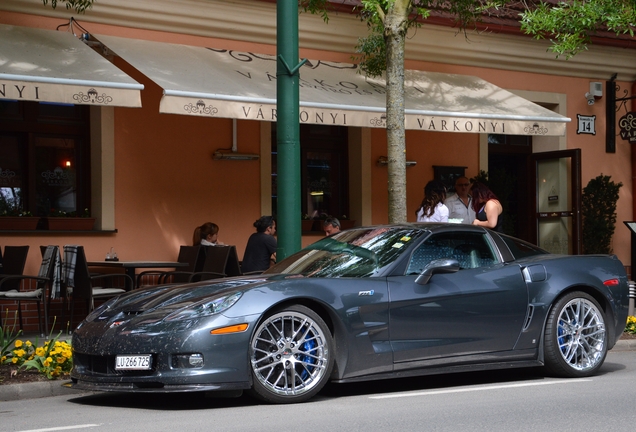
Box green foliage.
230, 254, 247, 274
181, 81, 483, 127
582, 174, 622, 254
626, 316, 636, 334
1, 311, 22, 365
21, 337, 73, 379
49, 207, 91, 218
470, 170, 489, 186
300, 0, 332, 23
521, 0, 636, 58
41, 0, 94, 14
2, 317, 73, 380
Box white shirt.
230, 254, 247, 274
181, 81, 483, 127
416, 202, 449, 222
444, 194, 476, 224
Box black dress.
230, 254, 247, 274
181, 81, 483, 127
476, 202, 503, 232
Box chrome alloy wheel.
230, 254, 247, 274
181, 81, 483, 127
556, 297, 606, 371
250, 309, 331, 397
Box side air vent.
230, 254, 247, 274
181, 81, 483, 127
522, 305, 534, 331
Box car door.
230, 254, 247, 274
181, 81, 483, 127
388, 231, 528, 365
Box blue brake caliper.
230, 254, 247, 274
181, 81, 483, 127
299, 337, 317, 380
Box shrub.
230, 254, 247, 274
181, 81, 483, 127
582, 174, 622, 254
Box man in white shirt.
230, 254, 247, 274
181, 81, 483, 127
444, 176, 476, 224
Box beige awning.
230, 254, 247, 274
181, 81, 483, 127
0, 25, 142, 107
95, 34, 570, 136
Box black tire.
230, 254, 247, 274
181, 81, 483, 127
248, 305, 334, 404
544, 291, 607, 377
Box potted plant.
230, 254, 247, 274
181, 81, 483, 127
0, 209, 39, 230
43, 208, 96, 231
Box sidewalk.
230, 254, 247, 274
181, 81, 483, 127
1, 338, 634, 402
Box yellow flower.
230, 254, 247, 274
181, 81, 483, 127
13, 349, 25, 358
56, 356, 67, 364
11, 357, 18, 364
1, 356, 6, 362
43, 357, 53, 367
14, 340, 23, 348
25, 341, 32, 347
35, 347, 45, 356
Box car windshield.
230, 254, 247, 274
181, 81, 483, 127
268, 227, 425, 277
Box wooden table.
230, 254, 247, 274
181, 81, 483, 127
87, 261, 189, 287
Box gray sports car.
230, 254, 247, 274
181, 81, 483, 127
70, 224, 630, 403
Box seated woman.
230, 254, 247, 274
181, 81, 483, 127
193, 222, 224, 246
241, 216, 277, 274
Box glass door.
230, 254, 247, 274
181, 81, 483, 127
529, 149, 582, 254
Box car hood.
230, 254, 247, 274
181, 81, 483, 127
87, 275, 271, 326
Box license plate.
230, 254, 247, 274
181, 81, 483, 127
115, 355, 152, 370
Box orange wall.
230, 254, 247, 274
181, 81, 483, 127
110, 59, 264, 262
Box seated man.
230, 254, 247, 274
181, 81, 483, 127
323, 217, 341, 236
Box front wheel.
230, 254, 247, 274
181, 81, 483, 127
249, 305, 334, 404
544, 291, 607, 377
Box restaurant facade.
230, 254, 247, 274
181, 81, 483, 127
1, 0, 636, 330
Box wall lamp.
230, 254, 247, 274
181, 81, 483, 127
213, 151, 259, 160
213, 119, 260, 160
377, 156, 417, 167
585, 81, 603, 105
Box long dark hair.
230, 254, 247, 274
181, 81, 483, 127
470, 181, 499, 212
416, 180, 447, 218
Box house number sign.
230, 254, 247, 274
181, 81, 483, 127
577, 114, 596, 135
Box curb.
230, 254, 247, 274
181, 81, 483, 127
0, 380, 88, 402
1, 340, 634, 402
611, 338, 636, 352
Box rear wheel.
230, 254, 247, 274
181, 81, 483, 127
249, 305, 334, 403
544, 291, 607, 377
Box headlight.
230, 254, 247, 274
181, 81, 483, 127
164, 292, 243, 322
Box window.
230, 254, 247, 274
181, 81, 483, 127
271, 124, 348, 220
407, 232, 498, 274
0, 100, 90, 217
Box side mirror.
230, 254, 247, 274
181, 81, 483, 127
415, 258, 460, 285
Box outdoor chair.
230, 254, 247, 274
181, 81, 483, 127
187, 246, 232, 282
63, 245, 133, 331
0, 245, 30, 330
0, 246, 29, 292
136, 245, 205, 287
0, 246, 59, 336
0, 245, 30, 329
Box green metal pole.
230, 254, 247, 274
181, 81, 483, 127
276, 0, 302, 260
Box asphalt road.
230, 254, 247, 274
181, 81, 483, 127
1, 350, 635, 432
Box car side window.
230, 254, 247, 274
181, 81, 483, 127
407, 232, 498, 274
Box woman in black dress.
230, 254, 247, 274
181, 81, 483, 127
470, 182, 503, 232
